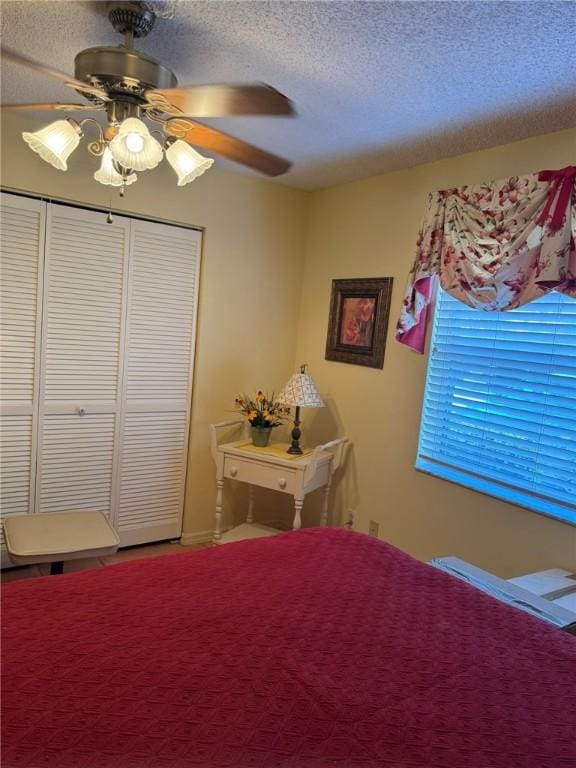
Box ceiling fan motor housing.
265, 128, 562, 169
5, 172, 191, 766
74, 46, 177, 101
73, 2, 176, 103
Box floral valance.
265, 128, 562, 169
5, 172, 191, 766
395, 166, 576, 353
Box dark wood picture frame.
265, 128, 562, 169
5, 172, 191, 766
325, 277, 393, 368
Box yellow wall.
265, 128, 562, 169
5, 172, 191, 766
2, 111, 575, 575
295, 128, 576, 577
1, 112, 310, 540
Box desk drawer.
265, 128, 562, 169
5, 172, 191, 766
223, 456, 297, 494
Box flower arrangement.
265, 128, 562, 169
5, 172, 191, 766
234, 391, 290, 429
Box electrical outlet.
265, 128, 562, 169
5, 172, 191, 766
368, 520, 379, 538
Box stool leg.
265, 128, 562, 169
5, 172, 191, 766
50, 561, 64, 575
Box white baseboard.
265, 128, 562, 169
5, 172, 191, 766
180, 522, 282, 546
179, 529, 215, 546
260, 518, 291, 532
1, 549, 17, 570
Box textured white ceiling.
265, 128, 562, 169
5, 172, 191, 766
1, 0, 575, 190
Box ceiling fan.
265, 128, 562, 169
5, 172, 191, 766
1, 0, 295, 190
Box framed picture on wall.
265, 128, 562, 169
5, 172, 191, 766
325, 277, 393, 368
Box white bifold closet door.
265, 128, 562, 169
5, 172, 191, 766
118, 219, 200, 546
0, 193, 201, 550
35, 204, 129, 521
0, 194, 45, 555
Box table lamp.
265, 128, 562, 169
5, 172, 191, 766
277, 364, 324, 454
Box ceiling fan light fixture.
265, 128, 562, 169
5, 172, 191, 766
165, 139, 214, 186
109, 117, 163, 171
22, 118, 82, 171
94, 147, 138, 187
7, 6, 294, 190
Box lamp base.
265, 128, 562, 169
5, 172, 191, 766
287, 408, 302, 454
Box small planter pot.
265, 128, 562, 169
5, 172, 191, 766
251, 426, 273, 447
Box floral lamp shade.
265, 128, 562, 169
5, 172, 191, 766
277, 372, 324, 409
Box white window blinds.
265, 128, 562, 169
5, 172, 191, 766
417, 289, 576, 525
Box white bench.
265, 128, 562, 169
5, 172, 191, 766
3, 511, 120, 575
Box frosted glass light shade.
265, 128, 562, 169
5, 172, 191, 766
165, 140, 214, 186
94, 148, 137, 187
108, 117, 162, 171
22, 119, 81, 171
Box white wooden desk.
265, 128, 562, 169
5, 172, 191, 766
210, 422, 347, 544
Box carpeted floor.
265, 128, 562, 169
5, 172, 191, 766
1, 540, 209, 583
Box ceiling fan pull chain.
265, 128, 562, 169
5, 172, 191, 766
106, 188, 114, 223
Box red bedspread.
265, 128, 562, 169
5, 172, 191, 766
2, 529, 575, 768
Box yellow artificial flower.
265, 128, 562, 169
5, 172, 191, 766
232, 391, 286, 427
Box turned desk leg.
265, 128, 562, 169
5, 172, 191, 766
246, 485, 254, 524
320, 477, 332, 527
293, 497, 304, 530
213, 479, 224, 543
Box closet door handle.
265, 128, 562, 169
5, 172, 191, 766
77, 407, 86, 417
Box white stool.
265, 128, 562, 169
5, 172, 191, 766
3, 511, 120, 575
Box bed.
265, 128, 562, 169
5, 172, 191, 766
2, 528, 575, 768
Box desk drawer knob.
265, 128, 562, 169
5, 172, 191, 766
230, 466, 238, 477
278, 478, 287, 489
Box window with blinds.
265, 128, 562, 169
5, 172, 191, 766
417, 289, 576, 525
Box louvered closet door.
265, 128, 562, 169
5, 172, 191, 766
35, 204, 129, 520
0, 193, 45, 560
117, 219, 201, 545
